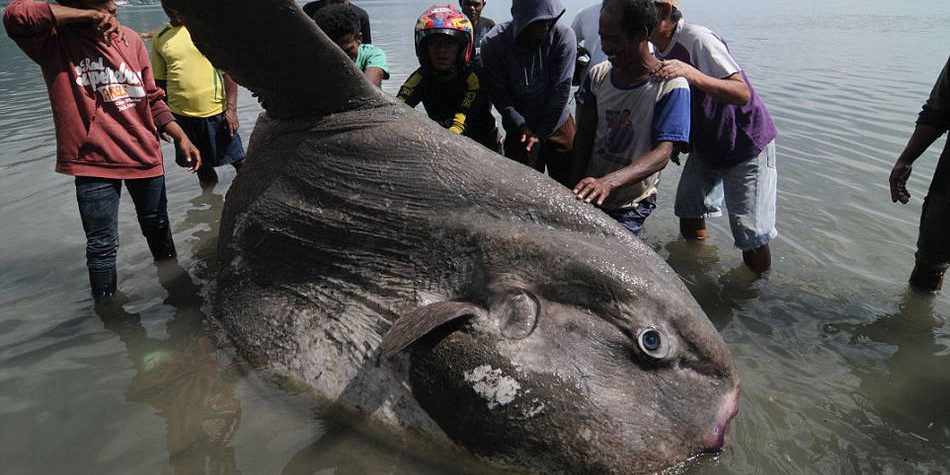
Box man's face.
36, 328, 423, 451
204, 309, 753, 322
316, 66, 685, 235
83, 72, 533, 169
426, 34, 461, 73
334, 33, 361, 62
520, 19, 553, 44
460, 0, 485, 23
599, 3, 642, 70
651, 1, 672, 41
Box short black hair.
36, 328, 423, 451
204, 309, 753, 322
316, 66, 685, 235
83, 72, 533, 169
312, 4, 360, 41
670, 6, 682, 22
602, 0, 657, 39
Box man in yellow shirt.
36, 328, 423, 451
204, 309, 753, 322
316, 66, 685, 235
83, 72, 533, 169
150, 7, 245, 185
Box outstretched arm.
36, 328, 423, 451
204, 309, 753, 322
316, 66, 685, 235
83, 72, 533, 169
654, 62, 749, 106
573, 142, 672, 206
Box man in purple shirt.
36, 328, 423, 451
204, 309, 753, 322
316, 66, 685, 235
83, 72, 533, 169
651, 0, 778, 274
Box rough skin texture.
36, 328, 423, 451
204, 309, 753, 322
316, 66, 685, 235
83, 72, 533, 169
163, 0, 741, 473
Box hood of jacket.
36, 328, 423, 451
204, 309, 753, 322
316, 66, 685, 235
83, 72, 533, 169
511, 0, 566, 39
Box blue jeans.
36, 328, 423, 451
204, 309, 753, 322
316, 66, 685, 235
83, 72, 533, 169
674, 140, 778, 250
75, 176, 176, 294
606, 193, 657, 236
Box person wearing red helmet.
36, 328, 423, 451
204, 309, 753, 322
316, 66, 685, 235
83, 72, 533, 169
397, 5, 499, 151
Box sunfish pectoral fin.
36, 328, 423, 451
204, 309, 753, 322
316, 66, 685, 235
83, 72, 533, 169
381, 301, 486, 358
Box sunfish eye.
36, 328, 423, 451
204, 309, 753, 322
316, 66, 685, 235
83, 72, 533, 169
491, 289, 540, 340
637, 327, 669, 360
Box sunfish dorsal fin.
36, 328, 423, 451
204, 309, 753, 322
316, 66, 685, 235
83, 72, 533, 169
162, 0, 392, 118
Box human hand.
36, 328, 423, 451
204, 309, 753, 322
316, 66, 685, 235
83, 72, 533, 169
178, 138, 202, 173
670, 150, 681, 165
573, 176, 616, 206
94, 11, 127, 45
889, 159, 912, 204
224, 108, 239, 136
521, 129, 540, 153
653, 60, 696, 82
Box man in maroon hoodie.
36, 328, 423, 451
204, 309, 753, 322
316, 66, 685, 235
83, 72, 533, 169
4, 0, 201, 303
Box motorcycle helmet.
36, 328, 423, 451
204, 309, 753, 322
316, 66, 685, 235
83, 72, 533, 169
414, 5, 474, 70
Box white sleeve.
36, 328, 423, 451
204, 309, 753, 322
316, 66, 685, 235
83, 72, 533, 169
692, 29, 741, 80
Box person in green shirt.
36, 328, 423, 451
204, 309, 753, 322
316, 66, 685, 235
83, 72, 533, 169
312, 3, 389, 88
150, 5, 245, 186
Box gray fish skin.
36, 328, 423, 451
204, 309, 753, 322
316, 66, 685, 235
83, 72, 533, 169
162, 1, 740, 473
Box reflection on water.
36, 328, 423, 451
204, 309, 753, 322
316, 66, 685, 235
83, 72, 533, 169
662, 237, 769, 331
95, 260, 241, 475
844, 291, 950, 449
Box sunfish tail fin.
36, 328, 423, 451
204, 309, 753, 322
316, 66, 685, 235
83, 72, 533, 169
161, 0, 391, 118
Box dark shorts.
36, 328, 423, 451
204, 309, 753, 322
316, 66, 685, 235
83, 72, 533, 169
606, 193, 657, 237
916, 193, 950, 270
173, 112, 246, 168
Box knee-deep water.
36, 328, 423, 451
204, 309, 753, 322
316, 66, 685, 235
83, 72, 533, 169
1, 0, 949, 473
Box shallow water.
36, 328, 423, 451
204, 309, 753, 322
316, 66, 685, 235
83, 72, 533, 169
1, 0, 949, 473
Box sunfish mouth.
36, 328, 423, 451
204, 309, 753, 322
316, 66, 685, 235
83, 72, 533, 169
704, 384, 741, 453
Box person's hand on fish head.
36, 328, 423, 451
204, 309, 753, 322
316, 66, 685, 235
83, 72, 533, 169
573, 175, 618, 206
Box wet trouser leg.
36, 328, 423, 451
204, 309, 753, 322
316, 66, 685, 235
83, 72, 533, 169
125, 175, 177, 262
912, 193, 950, 292
75, 177, 121, 301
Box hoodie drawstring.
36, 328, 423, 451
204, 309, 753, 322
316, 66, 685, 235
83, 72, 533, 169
523, 47, 545, 87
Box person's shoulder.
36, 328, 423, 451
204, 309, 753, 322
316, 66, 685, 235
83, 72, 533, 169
552, 22, 576, 43
680, 21, 725, 48
350, 3, 369, 17
302, 0, 328, 16
481, 17, 495, 29
656, 75, 690, 94
463, 68, 483, 87
587, 61, 612, 85
151, 23, 177, 42
552, 22, 574, 36
403, 67, 424, 83
484, 20, 510, 42
360, 43, 383, 54
577, 3, 600, 20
